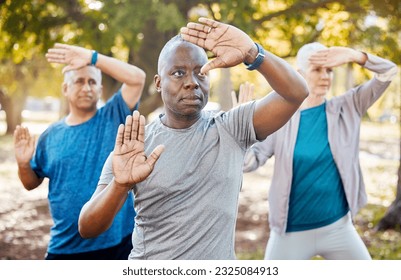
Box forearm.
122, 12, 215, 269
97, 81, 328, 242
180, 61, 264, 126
257, 51, 308, 105
95, 53, 146, 87
17, 164, 43, 191
78, 179, 130, 238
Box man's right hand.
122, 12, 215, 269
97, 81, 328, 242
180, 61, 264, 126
14, 125, 35, 166
112, 111, 164, 186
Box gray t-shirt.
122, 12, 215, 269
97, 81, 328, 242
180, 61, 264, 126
99, 101, 257, 259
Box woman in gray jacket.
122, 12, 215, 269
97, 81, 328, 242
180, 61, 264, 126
243, 43, 397, 259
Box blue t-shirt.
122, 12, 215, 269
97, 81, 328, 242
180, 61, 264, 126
286, 102, 349, 232
31, 90, 136, 254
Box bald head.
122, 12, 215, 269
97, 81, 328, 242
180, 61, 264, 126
157, 35, 208, 74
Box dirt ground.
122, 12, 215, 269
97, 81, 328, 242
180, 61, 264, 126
0, 121, 399, 260
0, 131, 273, 260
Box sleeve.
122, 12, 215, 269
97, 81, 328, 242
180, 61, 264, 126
30, 132, 48, 179
219, 101, 258, 150
243, 134, 275, 172
101, 88, 138, 124
97, 151, 115, 186
351, 53, 398, 116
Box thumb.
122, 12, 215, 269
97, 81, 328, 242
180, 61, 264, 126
230, 90, 237, 107
146, 145, 165, 168
62, 65, 73, 74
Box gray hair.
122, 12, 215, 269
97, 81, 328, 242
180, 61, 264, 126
63, 66, 102, 85
296, 42, 327, 72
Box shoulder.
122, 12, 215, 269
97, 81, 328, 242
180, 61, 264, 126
38, 119, 66, 139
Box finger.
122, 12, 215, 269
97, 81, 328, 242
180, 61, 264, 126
185, 22, 210, 35
230, 90, 238, 107
25, 127, 31, 141
114, 124, 125, 149
62, 66, 73, 74
131, 111, 140, 140
124, 115, 133, 143
29, 135, 36, 150
137, 115, 146, 143
20, 126, 27, 141
180, 29, 207, 48
146, 145, 165, 169
200, 57, 227, 74
13, 125, 21, 144
46, 52, 65, 61
198, 17, 219, 29
54, 43, 69, 49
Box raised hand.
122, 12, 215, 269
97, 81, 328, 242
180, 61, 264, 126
45, 43, 92, 73
231, 82, 254, 108
14, 125, 35, 166
112, 111, 164, 186
180, 17, 255, 74
309, 47, 367, 68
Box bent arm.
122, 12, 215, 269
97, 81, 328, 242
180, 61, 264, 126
243, 134, 275, 172
253, 52, 308, 140
17, 164, 43, 191
95, 54, 146, 110
78, 180, 130, 238
47, 43, 146, 110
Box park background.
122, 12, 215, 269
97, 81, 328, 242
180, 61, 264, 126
0, 0, 401, 260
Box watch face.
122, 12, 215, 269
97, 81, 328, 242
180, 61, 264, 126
246, 43, 265, 70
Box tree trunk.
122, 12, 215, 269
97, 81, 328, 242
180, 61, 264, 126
1, 92, 24, 135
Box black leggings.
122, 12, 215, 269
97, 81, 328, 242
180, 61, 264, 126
45, 235, 132, 260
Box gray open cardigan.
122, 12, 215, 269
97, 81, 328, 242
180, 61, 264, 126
244, 53, 397, 235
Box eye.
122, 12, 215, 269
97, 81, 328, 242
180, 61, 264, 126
172, 70, 185, 77
327, 68, 333, 74
89, 79, 97, 86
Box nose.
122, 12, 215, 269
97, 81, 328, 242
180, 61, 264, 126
82, 81, 92, 92
184, 73, 199, 90
321, 69, 330, 79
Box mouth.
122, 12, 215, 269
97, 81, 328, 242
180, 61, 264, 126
181, 94, 202, 105
79, 96, 93, 100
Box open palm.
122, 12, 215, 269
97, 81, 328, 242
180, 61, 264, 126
112, 111, 164, 186
14, 125, 35, 165
180, 17, 255, 73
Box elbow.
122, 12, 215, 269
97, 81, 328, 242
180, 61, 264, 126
78, 224, 94, 239
138, 69, 146, 85
22, 181, 41, 191
299, 83, 309, 103
78, 217, 98, 239
78, 209, 109, 239
133, 68, 146, 87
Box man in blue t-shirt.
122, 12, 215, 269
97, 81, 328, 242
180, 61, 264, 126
13, 43, 145, 260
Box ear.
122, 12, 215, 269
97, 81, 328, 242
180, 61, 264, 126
98, 85, 103, 98
154, 74, 161, 93
62, 83, 68, 97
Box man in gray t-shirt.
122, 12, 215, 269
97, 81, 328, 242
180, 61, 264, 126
78, 18, 309, 259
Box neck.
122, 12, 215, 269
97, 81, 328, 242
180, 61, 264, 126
65, 109, 96, 125
160, 112, 201, 129
300, 95, 325, 110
